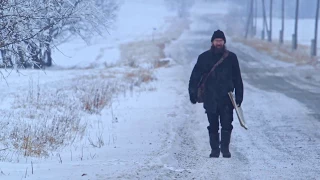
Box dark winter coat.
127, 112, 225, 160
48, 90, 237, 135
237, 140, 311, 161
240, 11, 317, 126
188, 47, 244, 113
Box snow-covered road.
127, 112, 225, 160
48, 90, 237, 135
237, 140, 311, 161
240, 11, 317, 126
90, 13, 320, 180
123, 14, 320, 180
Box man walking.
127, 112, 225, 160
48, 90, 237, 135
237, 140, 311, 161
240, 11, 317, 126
188, 30, 244, 158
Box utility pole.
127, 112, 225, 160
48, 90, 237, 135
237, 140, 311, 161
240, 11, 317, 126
254, 0, 258, 36
268, 0, 273, 42
293, 0, 299, 50
245, 0, 254, 38
262, 0, 269, 40
261, 0, 265, 40
250, 0, 254, 37
312, 0, 320, 56
280, 0, 285, 44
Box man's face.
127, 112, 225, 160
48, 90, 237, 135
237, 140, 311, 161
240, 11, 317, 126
212, 38, 225, 49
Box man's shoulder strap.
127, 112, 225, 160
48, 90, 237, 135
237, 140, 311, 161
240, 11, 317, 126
208, 50, 229, 75
199, 50, 229, 87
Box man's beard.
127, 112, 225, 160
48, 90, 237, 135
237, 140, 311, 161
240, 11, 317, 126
212, 45, 225, 54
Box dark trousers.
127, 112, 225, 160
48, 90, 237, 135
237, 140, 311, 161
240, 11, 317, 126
206, 103, 233, 133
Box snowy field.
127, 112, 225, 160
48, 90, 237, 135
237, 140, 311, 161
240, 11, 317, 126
0, 0, 320, 179
51, 0, 177, 69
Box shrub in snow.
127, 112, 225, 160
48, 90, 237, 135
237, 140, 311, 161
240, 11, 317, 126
0, 67, 156, 158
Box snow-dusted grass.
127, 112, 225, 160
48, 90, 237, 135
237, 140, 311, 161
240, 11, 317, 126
0, 64, 159, 160
0, 15, 185, 160
256, 18, 320, 47
220, 10, 320, 67
120, 40, 171, 69
233, 37, 320, 67
120, 17, 189, 69
120, 40, 166, 68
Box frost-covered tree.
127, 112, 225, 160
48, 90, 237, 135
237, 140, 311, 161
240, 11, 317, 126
0, 0, 118, 69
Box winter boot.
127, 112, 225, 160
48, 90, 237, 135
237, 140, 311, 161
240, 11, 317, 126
208, 132, 220, 158
220, 130, 231, 158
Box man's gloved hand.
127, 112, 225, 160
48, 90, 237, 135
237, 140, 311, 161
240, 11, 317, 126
190, 93, 197, 104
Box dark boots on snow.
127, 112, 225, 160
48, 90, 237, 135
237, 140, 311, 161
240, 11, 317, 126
208, 127, 232, 158
220, 130, 231, 158
209, 132, 220, 158
208, 127, 220, 158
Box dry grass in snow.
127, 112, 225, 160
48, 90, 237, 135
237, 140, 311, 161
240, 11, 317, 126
233, 37, 320, 67
0, 66, 157, 160
120, 17, 189, 68
0, 17, 188, 161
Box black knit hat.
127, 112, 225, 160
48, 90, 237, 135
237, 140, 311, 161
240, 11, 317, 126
211, 30, 226, 43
